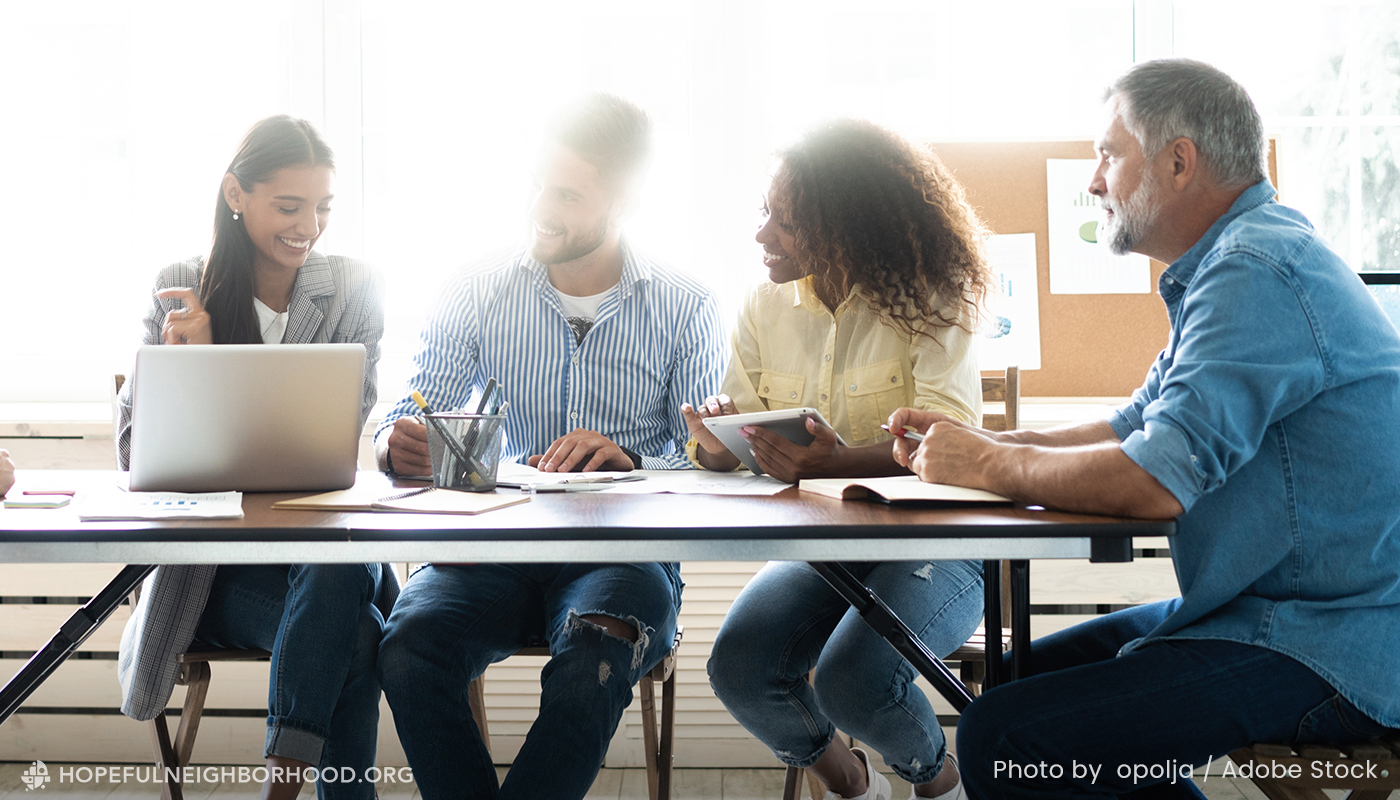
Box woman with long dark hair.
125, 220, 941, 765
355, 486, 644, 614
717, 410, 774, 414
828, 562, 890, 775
689, 120, 990, 800
115, 116, 391, 800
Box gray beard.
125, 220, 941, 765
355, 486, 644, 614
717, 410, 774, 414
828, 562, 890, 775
1104, 174, 1161, 256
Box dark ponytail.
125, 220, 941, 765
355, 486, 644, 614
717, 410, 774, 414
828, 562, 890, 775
202, 116, 335, 343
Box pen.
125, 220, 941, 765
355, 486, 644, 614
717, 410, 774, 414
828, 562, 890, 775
880, 424, 926, 443
24, 490, 77, 496
526, 482, 614, 494
461, 378, 498, 455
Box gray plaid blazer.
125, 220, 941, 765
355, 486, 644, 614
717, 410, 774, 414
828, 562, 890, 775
116, 252, 390, 720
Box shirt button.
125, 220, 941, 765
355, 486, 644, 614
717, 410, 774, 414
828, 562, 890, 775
572, 354, 579, 364
824, 354, 832, 362
820, 393, 828, 401
890, 376, 898, 384
849, 384, 858, 392
789, 391, 797, 399
761, 386, 769, 393
570, 411, 579, 420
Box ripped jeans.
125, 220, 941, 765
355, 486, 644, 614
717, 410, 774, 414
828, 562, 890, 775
708, 560, 983, 784
378, 562, 681, 800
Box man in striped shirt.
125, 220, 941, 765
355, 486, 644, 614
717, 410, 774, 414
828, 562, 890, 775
375, 94, 724, 800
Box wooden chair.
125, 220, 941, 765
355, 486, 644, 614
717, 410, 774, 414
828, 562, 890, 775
126, 583, 271, 800
1229, 737, 1400, 799
150, 647, 272, 800
782, 368, 1020, 799
468, 627, 683, 800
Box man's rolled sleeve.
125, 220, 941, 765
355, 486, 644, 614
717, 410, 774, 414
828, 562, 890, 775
1109, 406, 1143, 441
1119, 418, 1203, 512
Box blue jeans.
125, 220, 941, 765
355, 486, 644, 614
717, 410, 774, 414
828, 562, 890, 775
957, 600, 1393, 799
378, 562, 681, 800
707, 560, 984, 784
194, 563, 384, 800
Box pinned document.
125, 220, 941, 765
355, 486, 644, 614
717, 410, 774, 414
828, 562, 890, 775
1046, 159, 1150, 294
982, 233, 1042, 371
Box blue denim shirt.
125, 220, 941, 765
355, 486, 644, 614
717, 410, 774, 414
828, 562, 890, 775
1109, 180, 1400, 728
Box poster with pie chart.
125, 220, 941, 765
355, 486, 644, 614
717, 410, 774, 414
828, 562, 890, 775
1046, 159, 1150, 294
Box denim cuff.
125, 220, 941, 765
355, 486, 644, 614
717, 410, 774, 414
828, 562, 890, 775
1119, 418, 1201, 512
1109, 405, 1142, 441
265, 719, 326, 766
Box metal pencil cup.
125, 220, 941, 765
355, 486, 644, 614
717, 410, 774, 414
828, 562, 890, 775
426, 413, 507, 492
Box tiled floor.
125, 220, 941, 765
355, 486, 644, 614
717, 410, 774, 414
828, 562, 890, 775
0, 761, 1305, 799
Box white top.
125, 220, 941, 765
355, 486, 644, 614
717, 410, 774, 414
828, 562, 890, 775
254, 298, 289, 344
554, 285, 615, 344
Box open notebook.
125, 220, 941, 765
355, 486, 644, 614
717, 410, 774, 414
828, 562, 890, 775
799, 475, 1011, 504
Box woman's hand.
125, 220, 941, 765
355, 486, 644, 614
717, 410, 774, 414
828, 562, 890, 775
157, 288, 213, 345
680, 394, 740, 455
741, 417, 844, 483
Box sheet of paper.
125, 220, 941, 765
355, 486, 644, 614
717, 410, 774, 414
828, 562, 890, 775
599, 469, 790, 496
981, 233, 1042, 371
78, 491, 244, 521
1046, 159, 1150, 294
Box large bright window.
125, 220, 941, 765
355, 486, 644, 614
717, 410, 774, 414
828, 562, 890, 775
2, 1, 1395, 404
1174, 0, 1400, 272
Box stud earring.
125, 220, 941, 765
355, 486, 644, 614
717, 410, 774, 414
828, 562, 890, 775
232, 209, 241, 221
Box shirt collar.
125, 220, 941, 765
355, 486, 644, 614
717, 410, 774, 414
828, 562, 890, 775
1161, 179, 1277, 291
791, 276, 860, 315
519, 239, 649, 297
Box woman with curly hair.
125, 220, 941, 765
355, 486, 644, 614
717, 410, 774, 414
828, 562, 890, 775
688, 119, 989, 800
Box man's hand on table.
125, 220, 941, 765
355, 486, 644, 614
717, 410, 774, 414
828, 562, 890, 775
887, 407, 1184, 519
530, 429, 635, 472
887, 409, 1000, 487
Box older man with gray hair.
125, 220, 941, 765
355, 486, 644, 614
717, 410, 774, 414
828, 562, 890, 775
888, 58, 1400, 798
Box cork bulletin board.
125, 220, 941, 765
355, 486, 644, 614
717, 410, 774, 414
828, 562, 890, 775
934, 140, 1278, 397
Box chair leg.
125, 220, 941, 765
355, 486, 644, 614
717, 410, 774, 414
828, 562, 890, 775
806, 769, 824, 800
783, 766, 804, 800
173, 662, 211, 773
640, 674, 660, 800
1228, 751, 1329, 800
148, 713, 183, 800
467, 674, 491, 755
657, 662, 676, 800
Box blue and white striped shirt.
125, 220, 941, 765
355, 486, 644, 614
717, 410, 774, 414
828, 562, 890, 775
377, 244, 726, 469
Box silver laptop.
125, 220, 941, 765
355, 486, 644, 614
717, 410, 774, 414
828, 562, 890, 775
128, 343, 366, 492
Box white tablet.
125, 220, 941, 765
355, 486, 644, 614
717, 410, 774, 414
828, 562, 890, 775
702, 408, 847, 476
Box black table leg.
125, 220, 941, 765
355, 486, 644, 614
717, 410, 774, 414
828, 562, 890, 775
810, 562, 975, 713
0, 564, 154, 725
982, 560, 1003, 690
1009, 560, 1030, 681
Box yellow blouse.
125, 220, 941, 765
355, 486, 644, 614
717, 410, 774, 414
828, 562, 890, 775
719, 277, 981, 447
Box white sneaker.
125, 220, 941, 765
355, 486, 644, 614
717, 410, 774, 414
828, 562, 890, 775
909, 753, 966, 800
823, 746, 893, 800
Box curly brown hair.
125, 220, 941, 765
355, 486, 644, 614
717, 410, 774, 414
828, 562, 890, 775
771, 119, 991, 338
